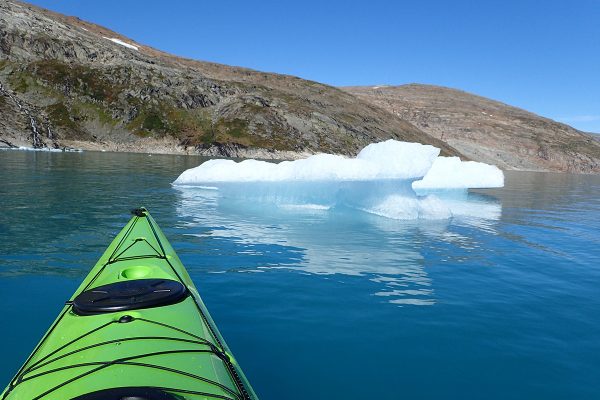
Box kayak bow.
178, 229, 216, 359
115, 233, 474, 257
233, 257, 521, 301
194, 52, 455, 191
2, 208, 258, 400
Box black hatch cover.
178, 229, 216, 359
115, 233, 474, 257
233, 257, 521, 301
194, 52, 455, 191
73, 279, 187, 315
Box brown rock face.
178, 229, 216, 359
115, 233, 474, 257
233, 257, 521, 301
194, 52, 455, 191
343, 84, 600, 174
0, 0, 460, 158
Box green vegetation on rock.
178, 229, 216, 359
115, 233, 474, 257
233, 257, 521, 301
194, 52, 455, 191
29, 60, 124, 102
47, 102, 76, 129
142, 112, 165, 132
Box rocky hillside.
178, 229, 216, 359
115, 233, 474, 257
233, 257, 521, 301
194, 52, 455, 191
0, 0, 460, 159
344, 85, 600, 173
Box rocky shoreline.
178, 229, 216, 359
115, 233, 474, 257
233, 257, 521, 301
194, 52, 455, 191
4, 134, 600, 175
0, 135, 314, 160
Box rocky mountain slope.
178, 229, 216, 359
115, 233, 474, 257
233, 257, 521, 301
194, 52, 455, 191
0, 0, 460, 159
2, 1, 597, 174
344, 85, 600, 173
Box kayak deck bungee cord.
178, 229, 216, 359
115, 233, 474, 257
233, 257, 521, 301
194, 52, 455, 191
1, 208, 257, 400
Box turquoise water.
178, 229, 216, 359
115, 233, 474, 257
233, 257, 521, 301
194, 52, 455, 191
1, 150, 599, 399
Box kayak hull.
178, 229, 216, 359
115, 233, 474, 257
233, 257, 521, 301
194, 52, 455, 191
2, 208, 257, 400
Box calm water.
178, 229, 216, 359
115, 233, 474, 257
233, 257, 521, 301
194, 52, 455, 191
0, 150, 599, 399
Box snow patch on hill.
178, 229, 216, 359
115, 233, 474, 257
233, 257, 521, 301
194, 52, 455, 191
103, 37, 138, 51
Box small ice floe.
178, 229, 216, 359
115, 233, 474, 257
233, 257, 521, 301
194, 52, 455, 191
103, 37, 139, 51
10, 146, 60, 152
0, 146, 83, 153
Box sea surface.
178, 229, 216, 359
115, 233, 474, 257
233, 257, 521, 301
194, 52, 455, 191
0, 150, 599, 399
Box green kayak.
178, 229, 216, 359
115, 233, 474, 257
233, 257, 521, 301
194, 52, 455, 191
2, 208, 258, 400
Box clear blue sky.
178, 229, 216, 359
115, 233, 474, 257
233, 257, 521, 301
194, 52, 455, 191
26, 0, 600, 133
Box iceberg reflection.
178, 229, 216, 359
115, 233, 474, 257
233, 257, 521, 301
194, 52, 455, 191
175, 185, 503, 306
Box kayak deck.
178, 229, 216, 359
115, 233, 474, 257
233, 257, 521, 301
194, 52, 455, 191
2, 208, 257, 400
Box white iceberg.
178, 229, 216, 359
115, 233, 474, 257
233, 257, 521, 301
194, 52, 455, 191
174, 140, 439, 184
173, 140, 504, 220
